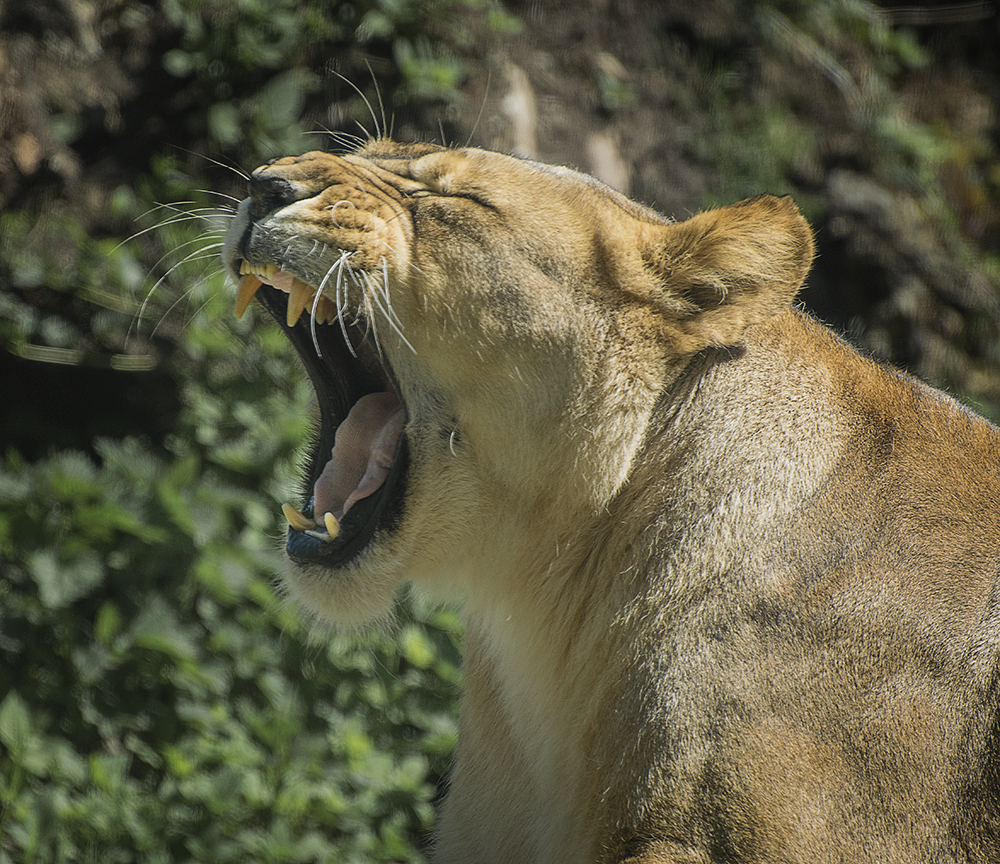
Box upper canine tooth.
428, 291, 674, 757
235, 274, 263, 319
286, 277, 313, 327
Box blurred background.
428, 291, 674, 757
1, 0, 998, 860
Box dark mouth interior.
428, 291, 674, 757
253, 284, 408, 566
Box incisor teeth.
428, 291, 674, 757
282, 503, 314, 532
282, 504, 341, 544
286, 277, 313, 327
239, 261, 279, 280
235, 274, 263, 319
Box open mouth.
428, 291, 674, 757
233, 264, 409, 567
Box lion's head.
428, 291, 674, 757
222, 140, 813, 626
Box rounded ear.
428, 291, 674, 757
634, 194, 814, 354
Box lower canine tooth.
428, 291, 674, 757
324, 512, 340, 539
282, 503, 313, 532
315, 295, 337, 324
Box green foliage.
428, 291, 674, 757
0, 161, 461, 861
156, 0, 520, 151
696, 96, 818, 211
0, 208, 150, 376
358, 0, 520, 104
159, 0, 348, 156
0, 407, 461, 862
393, 39, 466, 104
161, 0, 340, 75
688, 0, 941, 212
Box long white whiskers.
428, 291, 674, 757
361, 268, 415, 354
310, 279, 326, 357
129, 239, 225, 346
379, 257, 408, 333
312, 254, 343, 358
333, 250, 358, 358
360, 285, 383, 358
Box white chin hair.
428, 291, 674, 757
282, 550, 402, 630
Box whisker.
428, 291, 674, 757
310, 280, 325, 357
353, 120, 373, 141
366, 61, 389, 142
121, 206, 232, 250
330, 250, 358, 358
193, 188, 245, 205
172, 283, 230, 333
148, 289, 198, 337
360, 285, 384, 358
325, 199, 359, 230
139, 201, 233, 223
361, 266, 415, 354
465, 69, 491, 148
134, 200, 198, 221
130, 242, 225, 345
334, 71, 381, 141
380, 257, 403, 327
324, 129, 368, 154
171, 146, 252, 182
138, 266, 219, 343
122, 213, 212, 245
145, 236, 225, 276
377, 236, 431, 282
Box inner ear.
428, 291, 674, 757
635, 194, 815, 353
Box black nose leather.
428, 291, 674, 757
248, 169, 297, 219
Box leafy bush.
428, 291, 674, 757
0, 180, 461, 862
4, 0, 998, 860
0, 0, 497, 847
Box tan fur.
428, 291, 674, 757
226, 141, 1000, 863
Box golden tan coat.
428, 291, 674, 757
223, 141, 1000, 863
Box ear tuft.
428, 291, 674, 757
638, 194, 814, 353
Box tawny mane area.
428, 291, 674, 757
223, 141, 1000, 864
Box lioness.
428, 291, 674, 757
222, 141, 1000, 863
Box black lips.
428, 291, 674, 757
252, 284, 409, 567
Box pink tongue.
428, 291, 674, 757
313, 391, 404, 520
258, 269, 295, 290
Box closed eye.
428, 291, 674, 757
448, 190, 495, 209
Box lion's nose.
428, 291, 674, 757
248, 168, 306, 219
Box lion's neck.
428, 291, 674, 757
453, 547, 630, 862
442, 313, 852, 862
